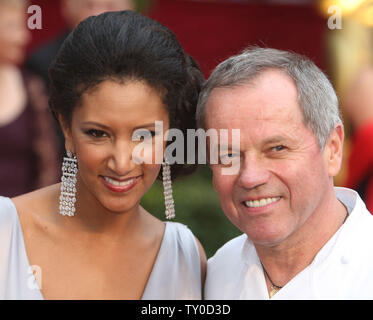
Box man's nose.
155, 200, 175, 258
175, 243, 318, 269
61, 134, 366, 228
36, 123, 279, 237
237, 153, 270, 190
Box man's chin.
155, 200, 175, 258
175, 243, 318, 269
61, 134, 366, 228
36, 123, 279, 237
242, 226, 287, 247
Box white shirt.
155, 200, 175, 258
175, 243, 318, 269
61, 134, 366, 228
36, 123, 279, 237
205, 187, 373, 299
0, 196, 202, 300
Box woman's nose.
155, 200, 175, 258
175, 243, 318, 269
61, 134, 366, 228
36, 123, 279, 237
107, 142, 137, 176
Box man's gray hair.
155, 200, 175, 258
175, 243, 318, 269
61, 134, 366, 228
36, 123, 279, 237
196, 47, 342, 149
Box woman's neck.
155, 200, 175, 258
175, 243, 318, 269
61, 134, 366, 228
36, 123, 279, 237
58, 178, 146, 243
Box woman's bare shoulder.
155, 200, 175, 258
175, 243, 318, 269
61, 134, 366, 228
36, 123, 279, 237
11, 184, 60, 222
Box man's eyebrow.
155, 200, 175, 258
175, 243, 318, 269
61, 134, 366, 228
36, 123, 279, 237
263, 135, 289, 144
210, 143, 240, 154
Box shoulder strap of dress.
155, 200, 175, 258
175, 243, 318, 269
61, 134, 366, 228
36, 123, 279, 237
0, 196, 18, 231
166, 222, 200, 258
141, 222, 202, 299
0, 196, 43, 299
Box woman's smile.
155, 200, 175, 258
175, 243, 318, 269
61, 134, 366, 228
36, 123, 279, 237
100, 175, 141, 193
64, 80, 169, 213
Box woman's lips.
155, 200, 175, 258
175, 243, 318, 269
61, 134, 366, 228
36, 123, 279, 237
100, 175, 140, 193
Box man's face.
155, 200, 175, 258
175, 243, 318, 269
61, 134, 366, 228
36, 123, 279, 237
205, 69, 342, 247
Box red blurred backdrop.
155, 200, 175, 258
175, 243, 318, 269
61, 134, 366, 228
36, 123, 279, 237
26, 0, 327, 77
26, 0, 66, 52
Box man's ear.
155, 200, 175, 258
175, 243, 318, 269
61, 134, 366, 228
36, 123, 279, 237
58, 114, 74, 154
323, 123, 344, 177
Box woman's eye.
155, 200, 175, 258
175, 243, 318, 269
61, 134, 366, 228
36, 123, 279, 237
86, 129, 107, 138
132, 130, 155, 141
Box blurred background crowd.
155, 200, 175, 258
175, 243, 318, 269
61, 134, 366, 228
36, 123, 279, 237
1, 0, 373, 258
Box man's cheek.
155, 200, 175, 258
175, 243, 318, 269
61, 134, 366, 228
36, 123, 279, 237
211, 167, 222, 193
213, 172, 233, 198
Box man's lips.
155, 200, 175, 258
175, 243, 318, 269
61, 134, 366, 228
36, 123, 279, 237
243, 196, 281, 208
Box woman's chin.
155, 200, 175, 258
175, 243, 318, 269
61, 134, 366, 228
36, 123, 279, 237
98, 198, 139, 215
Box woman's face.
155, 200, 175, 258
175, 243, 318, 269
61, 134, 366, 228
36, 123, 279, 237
0, 4, 30, 65
62, 80, 169, 214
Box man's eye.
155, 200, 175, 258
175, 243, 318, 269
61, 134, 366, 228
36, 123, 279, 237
86, 129, 107, 138
221, 153, 238, 159
220, 153, 240, 161
272, 145, 285, 152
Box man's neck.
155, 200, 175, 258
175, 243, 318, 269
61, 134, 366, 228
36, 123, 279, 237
255, 191, 348, 288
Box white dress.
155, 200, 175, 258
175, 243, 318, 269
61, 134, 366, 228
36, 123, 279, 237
0, 196, 202, 300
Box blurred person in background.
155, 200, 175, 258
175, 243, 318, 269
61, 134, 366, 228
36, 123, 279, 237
342, 66, 373, 214
0, 0, 59, 197
25, 0, 135, 88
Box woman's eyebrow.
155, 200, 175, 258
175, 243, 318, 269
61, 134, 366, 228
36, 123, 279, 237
80, 121, 110, 129
133, 123, 157, 130
81, 122, 158, 130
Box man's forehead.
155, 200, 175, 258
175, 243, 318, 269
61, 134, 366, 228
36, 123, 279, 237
208, 68, 296, 95
205, 75, 301, 127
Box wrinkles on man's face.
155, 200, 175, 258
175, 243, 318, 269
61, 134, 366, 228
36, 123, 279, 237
204, 70, 330, 247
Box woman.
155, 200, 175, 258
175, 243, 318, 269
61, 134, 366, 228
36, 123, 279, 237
0, 0, 59, 197
0, 10, 206, 299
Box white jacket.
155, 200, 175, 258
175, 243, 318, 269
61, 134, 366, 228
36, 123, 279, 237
205, 187, 373, 299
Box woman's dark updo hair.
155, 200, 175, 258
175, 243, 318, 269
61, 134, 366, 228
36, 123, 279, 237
49, 10, 205, 179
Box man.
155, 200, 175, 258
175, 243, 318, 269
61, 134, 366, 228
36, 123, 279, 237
197, 47, 373, 299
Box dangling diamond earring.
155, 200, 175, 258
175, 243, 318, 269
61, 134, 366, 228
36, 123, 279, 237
162, 159, 175, 220
59, 150, 78, 216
